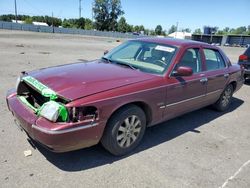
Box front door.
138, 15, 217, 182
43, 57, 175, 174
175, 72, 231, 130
164, 47, 207, 120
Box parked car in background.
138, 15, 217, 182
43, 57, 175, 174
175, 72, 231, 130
238, 46, 250, 80
6, 38, 244, 156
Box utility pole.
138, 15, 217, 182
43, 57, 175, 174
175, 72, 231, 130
79, 0, 82, 18
52, 12, 54, 33
92, 1, 94, 21
14, 0, 17, 23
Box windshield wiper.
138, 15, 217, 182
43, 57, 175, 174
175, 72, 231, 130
114, 62, 137, 70
102, 57, 137, 70
101, 57, 113, 63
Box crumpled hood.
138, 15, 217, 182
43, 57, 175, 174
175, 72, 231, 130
28, 60, 155, 100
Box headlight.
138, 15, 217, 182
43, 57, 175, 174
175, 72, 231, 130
38, 101, 68, 122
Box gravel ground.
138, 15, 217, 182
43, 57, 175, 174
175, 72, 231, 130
0, 30, 249, 188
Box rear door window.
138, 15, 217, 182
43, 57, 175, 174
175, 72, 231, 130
204, 49, 226, 71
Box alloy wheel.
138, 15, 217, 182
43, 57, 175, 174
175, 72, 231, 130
221, 87, 232, 107
116, 115, 142, 148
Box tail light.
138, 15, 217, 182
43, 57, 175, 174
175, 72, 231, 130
239, 54, 248, 62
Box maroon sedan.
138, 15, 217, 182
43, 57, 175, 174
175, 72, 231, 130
6, 38, 244, 156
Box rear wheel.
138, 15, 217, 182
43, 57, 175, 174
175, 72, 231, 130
213, 84, 233, 111
101, 105, 146, 156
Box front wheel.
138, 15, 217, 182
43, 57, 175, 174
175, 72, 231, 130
101, 105, 146, 156
213, 84, 234, 111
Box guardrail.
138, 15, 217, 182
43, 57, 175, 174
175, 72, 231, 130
0, 21, 142, 39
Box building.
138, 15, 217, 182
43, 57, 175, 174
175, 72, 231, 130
168, 32, 192, 39
32, 22, 48, 26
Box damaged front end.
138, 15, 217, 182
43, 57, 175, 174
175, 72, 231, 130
7, 74, 103, 152
17, 75, 69, 123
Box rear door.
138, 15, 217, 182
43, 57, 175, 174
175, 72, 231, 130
201, 48, 230, 103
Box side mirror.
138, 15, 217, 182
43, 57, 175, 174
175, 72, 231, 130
104, 50, 109, 55
172, 66, 193, 77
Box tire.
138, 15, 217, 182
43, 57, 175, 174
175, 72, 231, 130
213, 84, 234, 112
101, 105, 146, 156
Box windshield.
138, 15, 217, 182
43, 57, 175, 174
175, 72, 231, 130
103, 40, 177, 75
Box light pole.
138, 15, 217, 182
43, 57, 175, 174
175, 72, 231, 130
14, 0, 17, 23
52, 12, 54, 33
79, 0, 82, 18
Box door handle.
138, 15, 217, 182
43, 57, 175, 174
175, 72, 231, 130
224, 73, 229, 78
200, 78, 208, 83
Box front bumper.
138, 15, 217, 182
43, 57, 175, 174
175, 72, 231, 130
6, 89, 106, 152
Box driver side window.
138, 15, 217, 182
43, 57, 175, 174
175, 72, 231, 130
176, 48, 202, 73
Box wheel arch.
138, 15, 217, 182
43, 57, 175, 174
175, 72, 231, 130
107, 101, 153, 127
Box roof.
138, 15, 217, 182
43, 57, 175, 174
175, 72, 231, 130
135, 37, 206, 47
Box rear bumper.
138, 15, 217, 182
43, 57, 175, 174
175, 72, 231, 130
244, 69, 250, 75
6, 89, 106, 152
238, 62, 250, 75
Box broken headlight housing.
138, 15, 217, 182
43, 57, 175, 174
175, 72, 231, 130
69, 106, 98, 123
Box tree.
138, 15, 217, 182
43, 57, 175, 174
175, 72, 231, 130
24, 17, 33, 24
235, 26, 247, 34
109, 0, 124, 31
139, 25, 145, 32
93, 0, 124, 31
133, 25, 140, 33
117, 16, 127, 33
85, 18, 94, 30
155, 25, 163, 35
229, 28, 236, 34
217, 30, 224, 35
0, 14, 15, 21
76, 17, 85, 29
44, 16, 62, 27
182, 28, 191, 33
168, 25, 177, 34
162, 30, 167, 36
223, 27, 230, 33
144, 29, 149, 35
193, 28, 202, 34
126, 24, 133, 32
